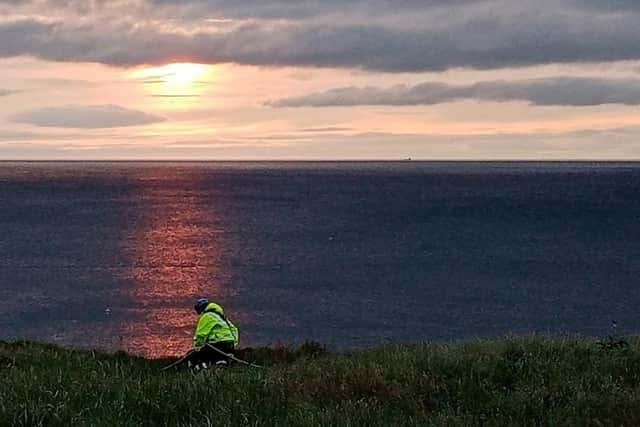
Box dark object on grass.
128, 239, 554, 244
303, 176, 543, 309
162, 343, 263, 371
161, 351, 193, 371
597, 335, 629, 352
0, 356, 15, 370
186, 341, 235, 367
597, 320, 629, 352
205, 343, 263, 369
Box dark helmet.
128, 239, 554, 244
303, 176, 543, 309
194, 298, 209, 314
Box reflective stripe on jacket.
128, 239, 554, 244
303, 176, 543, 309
193, 302, 239, 348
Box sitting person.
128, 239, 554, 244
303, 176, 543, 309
187, 298, 239, 367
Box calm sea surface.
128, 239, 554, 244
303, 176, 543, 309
1, 161, 640, 357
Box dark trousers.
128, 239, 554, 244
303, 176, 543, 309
185, 341, 235, 366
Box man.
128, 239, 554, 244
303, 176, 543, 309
188, 298, 239, 367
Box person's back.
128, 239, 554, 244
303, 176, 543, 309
190, 298, 239, 366
194, 299, 239, 348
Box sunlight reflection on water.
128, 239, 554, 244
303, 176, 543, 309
117, 168, 236, 357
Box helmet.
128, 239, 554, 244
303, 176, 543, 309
194, 298, 209, 314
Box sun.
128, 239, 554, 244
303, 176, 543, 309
163, 63, 207, 85
131, 63, 213, 109
133, 63, 208, 85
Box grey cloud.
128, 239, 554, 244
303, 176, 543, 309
13, 105, 165, 128
6, 0, 637, 20
3, 2, 640, 71
148, 0, 471, 20
270, 77, 640, 107
571, 0, 640, 11
148, 0, 640, 20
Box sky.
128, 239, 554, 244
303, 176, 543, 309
2, 0, 640, 160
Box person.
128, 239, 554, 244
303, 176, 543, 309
187, 298, 239, 367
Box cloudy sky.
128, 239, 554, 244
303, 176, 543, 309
2, 0, 640, 159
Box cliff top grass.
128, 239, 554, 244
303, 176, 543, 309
2, 336, 640, 426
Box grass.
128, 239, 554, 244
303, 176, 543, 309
2, 336, 640, 426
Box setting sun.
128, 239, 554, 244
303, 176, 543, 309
133, 63, 208, 85
131, 63, 212, 109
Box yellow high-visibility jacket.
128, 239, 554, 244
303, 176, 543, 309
193, 302, 239, 348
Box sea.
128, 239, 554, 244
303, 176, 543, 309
1, 161, 639, 358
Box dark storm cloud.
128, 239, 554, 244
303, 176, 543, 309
3, 1, 640, 71
269, 77, 640, 107
13, 105, 165, 128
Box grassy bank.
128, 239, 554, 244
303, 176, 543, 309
2, 336, 640, 426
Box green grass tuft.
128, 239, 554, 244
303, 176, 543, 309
2, 336, 640, 426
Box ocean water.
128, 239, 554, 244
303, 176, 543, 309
1, 161, 639, 358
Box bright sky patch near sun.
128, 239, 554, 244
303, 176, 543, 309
129, 63, 215, 110
2, 1, 640, 159
132, 63, 208, 86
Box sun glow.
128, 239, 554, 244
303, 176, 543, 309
133, 63, 208, 85
132, 63, 212, 110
